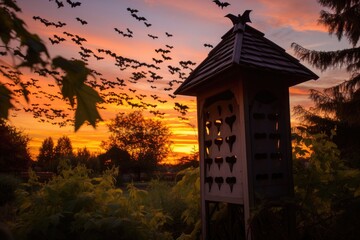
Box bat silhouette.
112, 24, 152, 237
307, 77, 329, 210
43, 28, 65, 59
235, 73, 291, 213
55, 21, 66, 28
152, 58, 163, 64
165, 32, 173, 37
126, 28, 133, 34
93, 54, 104, 60
225, 10, 252, 25
144, 22, 152, 27
148, 34, 158, 39
76, 17, 87, 25
55, 0, 64, 8
63, 31, 74, 37
49, 37, 60, 44
131, 13, 147, 21
213, 0, 230, 9
114, 28, 133, 37
54, 35, 65, 41
126, 8, 138, 14
67, 0, 81, 8
155, 48, 170, 53
204, 43, 213, 48
166, 45, 173, 49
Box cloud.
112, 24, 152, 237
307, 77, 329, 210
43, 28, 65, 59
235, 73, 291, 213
256, 0, 327, 32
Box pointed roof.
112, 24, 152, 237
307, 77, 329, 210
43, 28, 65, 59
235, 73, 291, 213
175, 19, 318, 96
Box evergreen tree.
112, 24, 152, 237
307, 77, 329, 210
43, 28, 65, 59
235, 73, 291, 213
292, 0, 360, 167
37, 137, 55, 170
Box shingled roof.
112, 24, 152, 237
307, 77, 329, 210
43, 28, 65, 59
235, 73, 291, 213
175, 19, 318, 96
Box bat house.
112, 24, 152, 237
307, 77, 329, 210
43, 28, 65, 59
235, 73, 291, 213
175, 11, 318, 240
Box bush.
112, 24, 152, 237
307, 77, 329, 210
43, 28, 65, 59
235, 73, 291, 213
0, 174, 20, 207
13, 162, 172, 240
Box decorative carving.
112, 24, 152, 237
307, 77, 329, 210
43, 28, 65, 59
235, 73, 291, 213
214, 137, 223, 151
226, 177, 236, 192
205, 140, 212, 156
225, 115, 236, 132
205, 158, 213, 170
215, 157, 223, 169
226, 155, 237, 172
205, 121, 212, 135
205, 177, 213, 191
215, 177, 224, 190
225, 135, 236, 152
214, 119, 222, 135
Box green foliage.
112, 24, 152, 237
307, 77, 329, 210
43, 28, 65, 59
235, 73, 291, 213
13, 163, 173, 240
52, 57, 103, 131
0, 0, 103, 131
0, 174, 20, 206
292, 127, 360, 240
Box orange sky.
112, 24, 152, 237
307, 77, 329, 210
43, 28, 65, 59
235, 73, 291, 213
3, 0, 352, 163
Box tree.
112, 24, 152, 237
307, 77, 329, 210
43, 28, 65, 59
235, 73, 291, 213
292, 0, 360, 167
99, 146, 132, 173
103, 111, 172, 177
0, 119, 31, 172
0, 0, 103, 130
37, 137, 55, 170
54, 136, 73, 160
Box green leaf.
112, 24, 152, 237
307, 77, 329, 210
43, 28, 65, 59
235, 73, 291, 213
0, 84, 14, 119
52, 57, 102, 130
75, 84, 103, 131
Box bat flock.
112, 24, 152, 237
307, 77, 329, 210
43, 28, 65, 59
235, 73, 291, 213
3, 0, 231, 128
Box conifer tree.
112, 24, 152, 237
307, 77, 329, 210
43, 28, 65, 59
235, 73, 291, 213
292, 0, 360, 167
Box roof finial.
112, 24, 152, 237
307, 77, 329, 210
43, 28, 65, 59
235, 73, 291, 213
225, 10, 252, 28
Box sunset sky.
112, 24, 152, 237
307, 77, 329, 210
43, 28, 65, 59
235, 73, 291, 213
3, 0, 352, 163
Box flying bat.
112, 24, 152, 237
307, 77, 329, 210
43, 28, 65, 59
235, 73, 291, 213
127, 7, 138, 14
49, 37, 60, 44
76, 17, 88, 25
148, 34, 158, 39
131, 13, 147, 21
67, 0, 81, 8
213, 0, 230, 9
55, 0, 64, 8
144, 22, 152, 27
162, 54, 172, 60
152, 58, 163, 64
63, 31, 74, 37
204, 43, 213, 48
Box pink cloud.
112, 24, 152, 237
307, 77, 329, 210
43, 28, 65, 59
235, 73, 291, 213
256, 0, 327, 32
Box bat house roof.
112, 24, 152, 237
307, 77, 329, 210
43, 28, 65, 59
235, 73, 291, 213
175, 21, 319, 96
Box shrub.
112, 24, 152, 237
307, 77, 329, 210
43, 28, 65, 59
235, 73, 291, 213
13, 162, 172, 240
